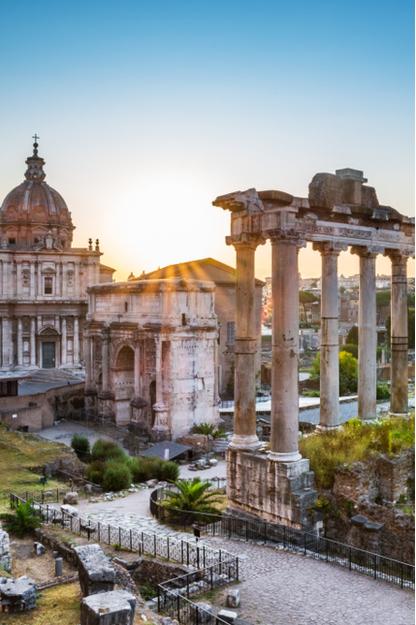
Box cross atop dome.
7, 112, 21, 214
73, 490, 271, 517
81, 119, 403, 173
25, 134, 45, 182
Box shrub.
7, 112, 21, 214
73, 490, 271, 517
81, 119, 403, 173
86, 460, 105, 485
310, 350, 358, 395
128, 457, 179, 483
71, 434, 90, 460
91, 439, 126, 463
342, 343, 358, 359
1, 501, 41, 537
102, 461, 132, 492
376, 383, 390, 400
154, 460, 179, 482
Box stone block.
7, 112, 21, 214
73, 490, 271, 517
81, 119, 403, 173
33, 541, 46, 556
0, 529, 12, 572
63, 491, 79, 505
0, 576, 37, 611
217, 609, 238, 624
74, 544, 115, 597
226, 588, 240, 608
80, 590, 136, 625
61, 504, 78, 516
194, 602, 213, 623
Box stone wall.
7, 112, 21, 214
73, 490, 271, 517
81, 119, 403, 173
325, 449, 414, 562
0, 383, 84, 431
132, 558, 187, 587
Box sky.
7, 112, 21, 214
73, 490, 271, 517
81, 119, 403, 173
0, 0, 414, 280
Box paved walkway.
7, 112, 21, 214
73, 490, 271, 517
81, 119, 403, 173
203, 536, 414, 625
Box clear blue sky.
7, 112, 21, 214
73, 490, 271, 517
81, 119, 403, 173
0, 0, 413, 278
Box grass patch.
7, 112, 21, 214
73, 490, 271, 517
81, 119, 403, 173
0, 582, 81, 625
0, 425, 70, 512
300, 415, 414, 489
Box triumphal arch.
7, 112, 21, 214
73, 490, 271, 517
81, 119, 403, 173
214, 168, 414, 528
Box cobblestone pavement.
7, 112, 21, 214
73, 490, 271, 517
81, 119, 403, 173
202, 536, 414, 625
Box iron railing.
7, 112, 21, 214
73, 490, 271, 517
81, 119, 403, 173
150, 485, 415, 590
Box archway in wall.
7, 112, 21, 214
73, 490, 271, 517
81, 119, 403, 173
113, 345, 135, 425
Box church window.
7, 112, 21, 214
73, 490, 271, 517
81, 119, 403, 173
44, 276, 53, 295
8, 237, 16, 245
124, 302, 128, 312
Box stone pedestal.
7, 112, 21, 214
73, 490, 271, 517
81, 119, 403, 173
97, 391, 115, 421
226, 448, 317, 529
0, 529, 11, 572
151, 402, 171, 441
80, 590, 136, 625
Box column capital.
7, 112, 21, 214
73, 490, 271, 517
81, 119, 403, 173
226, 233, 266, 250
313, 241, 347, 255
351, 245, 383, 258
269, 230, 306, 248
384, 248, 412, 264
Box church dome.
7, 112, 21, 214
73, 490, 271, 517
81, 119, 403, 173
0, 138, 74, 250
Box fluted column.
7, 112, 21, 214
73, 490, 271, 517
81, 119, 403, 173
17, 318, 23, 366
387, 251, 409, 415
152, 336, 169, 437
134, 344, 141, 397
85, 334, 94, 389
30, 263, 35, 298
1, 317, 12, 368
101, 328, 110, 392
61, 317, 67, 365
313, 242, 343, 428
269, 236, 303, 462
74, 317, 80, 364
230, 239, 262, 450
30, 317, 36, 366
352, 247, 378, 419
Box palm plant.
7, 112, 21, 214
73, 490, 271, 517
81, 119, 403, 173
162, 478, 224, 524
1, 501, 41, 537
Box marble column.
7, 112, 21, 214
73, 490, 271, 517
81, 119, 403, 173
37, 262, 42, 296
74, 317, 80, 364
30, 263, 35, 298
56, 263, 61, 297
16, 263, 21, 297
30, 317, 36, 366
17, 318, 23, 366
75, 262, 80, 296
152, 336, 169, 437
352, 247, 378, 420
61, 317, 67, 365
101, 328, 110, 392
134, 344, 141, 397
230, 239, 262, 450
85, 335, 94, 389
387, 251, 409, 415
269, 236, 303, 462
1, 317, 12, 368
313, 242, 342, 428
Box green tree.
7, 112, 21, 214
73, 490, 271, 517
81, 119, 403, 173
310, 350, 358, 395
71, 434, 90, 461
163, 478, 224, 523
1, 501, 41, 537
346, 325, 359, 345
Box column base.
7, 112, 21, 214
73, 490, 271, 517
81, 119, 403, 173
227, 448, 317, 529
388, 411, 409, 418
229, 434, 261, 451
315, 423, 342, 432
267, 450, 302, 462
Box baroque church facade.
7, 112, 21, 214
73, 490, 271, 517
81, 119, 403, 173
0, 140, 114, 370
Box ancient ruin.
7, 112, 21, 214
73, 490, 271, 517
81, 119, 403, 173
85, 278, 219, 439
214, 168, 414, 527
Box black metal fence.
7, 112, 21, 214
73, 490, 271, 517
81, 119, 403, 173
151, 485, 415, 590
158, 559, 239, 625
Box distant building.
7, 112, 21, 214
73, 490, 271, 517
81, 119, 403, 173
0, 140, 114, 371
141, 258, 264, 398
